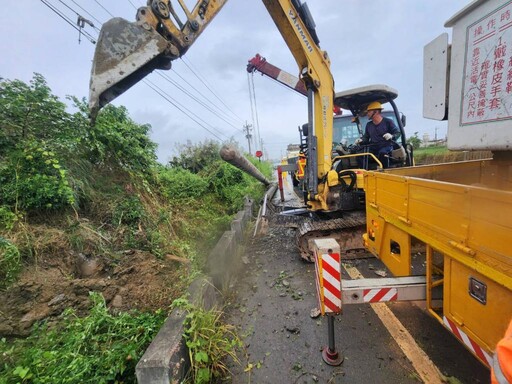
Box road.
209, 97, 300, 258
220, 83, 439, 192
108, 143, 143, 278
223, 178, 490, 383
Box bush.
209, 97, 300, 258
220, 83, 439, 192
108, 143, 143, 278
204, 161, 265, 212
0, 206, 19, 230
112, 195, 145, 228
0, 141, 75, 211
87, 104, 158, 175
0, 292, 166, 383
173, 298, 241, 384
168, 141, 221, 173
158, 167, 208, 200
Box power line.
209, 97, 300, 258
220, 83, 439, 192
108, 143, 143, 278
248, 72, 262, 151
169, 68, 243, 129
126, 0, 139, 11
40, 0, 96, 43
92, 0, 115, 18
143, 78, 230, 141
157, 71, 243, 133
180, 56, 245, 124
55, 0, 99, 32
69, 0, 103, 26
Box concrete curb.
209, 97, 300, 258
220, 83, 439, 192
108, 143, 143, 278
136, 198, 254, 384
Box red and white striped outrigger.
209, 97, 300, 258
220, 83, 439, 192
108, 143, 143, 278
312, 238, 496, 369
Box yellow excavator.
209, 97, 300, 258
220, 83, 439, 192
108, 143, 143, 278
88, 0, 381, 260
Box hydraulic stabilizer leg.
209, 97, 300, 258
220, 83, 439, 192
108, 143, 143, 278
322, 315, 344, 366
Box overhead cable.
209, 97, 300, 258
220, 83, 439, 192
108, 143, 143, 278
40, 0, 96, 43
143, 79, 230, 141
69, 0, 103, 26
93, 0, 115, 18
181, 56, 245, 124
169, 69, 243, 129
157, 72, 243, 133
248, 72, 262, 151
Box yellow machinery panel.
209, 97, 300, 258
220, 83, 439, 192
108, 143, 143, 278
364, 159, 512, 365
468, 187, 512, 276
445, 258, 512, 352
366, 212, 411, 277
407, 181, 469, 241
365, 166, 512, 290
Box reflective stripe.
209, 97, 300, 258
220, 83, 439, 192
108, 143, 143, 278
493, 352, 510, 384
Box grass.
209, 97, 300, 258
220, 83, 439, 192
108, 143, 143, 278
173, 298, 242, 384
413, 145, 491, 165
0, 292, 166, 384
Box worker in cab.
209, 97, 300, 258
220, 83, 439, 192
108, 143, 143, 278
355, 101, 399, 168
492, 319, 512, 384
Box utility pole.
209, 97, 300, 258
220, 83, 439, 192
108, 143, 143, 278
244, 122, 253, 154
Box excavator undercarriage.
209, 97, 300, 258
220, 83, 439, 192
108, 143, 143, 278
296, 211, 366, 262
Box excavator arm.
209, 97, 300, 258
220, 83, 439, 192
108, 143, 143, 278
89, 0, 228, 117
89, 0, 336, 211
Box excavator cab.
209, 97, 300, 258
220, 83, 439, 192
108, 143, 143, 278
334, 84, 414, 169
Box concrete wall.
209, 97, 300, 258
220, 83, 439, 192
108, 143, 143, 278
136, 198, 254, 384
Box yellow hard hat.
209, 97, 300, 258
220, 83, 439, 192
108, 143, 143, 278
366, 101, 383, 111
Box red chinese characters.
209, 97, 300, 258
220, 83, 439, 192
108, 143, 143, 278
462, 3, 512, 124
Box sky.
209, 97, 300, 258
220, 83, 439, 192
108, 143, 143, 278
1, 0, 471, 162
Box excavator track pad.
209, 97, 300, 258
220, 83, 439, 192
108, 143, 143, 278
297, 211, 368, 262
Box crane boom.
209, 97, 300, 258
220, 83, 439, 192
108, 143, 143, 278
247, 53, 307, 96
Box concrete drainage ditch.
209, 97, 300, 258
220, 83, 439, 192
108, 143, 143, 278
135, 196, 259, 384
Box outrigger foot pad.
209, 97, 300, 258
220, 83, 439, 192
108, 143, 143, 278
321, 346, 344, 366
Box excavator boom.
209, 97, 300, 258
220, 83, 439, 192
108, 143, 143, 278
89, 0, 336, 210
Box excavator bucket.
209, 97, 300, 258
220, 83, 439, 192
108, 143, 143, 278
89, 17, 173, 120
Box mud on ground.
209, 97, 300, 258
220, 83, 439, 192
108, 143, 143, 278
0, 249, 186, 337
223, 225, 419, 384
222, 221, 490, 384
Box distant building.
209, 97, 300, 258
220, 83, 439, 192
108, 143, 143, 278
287, 143, 301, 152
420, 133, 447, 147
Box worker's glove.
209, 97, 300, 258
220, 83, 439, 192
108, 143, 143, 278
383, 133, 393, 141
354, 138, 363, 145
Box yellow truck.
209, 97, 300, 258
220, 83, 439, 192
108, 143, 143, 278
362, 0, 512, 368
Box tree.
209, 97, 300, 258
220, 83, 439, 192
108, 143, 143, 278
407, 132, 422, 150
0, 74, 160, 214
169, 140, 221, 173
0, 74, 74, 156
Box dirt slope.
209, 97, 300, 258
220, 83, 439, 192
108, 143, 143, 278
0, 250, 185, 336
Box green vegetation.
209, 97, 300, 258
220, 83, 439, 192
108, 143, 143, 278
413, 145, 491, 164
407, 131, 491, 165
0, 237, 21, 288
414, 145, 449, 155
0, 292, 166, 384
0, 74, 271, 382
406, 131, 422, 150
174, 298, 242, 384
